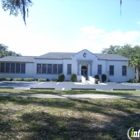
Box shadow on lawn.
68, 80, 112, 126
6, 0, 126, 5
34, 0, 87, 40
0, 97, 140, 140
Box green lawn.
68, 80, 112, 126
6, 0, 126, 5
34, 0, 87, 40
0, 95, 140, 140
0, 89, 140, 96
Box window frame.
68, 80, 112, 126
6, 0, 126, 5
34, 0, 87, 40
122, 66, 127, 76
109, 65, 114, 76
67, 64, 72, 75
97, 65, 102, 75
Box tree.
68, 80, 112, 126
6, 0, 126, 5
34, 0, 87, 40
0, 44, 20, 57
102, 44, 133, 58
2, 0, 33, 24
102, 45, 120, 54
102, 44, 140, 81
128, 46, 140, 81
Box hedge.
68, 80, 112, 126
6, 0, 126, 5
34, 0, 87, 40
13, 78, 22, 81
38, 78, 46, 82
24, 78, 35, 81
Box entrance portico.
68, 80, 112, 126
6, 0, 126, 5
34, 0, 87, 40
77, 60, 93, 80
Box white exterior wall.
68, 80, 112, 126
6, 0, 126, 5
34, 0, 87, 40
0, 49, 136, 82
0, 63, 34, 79
106, 61, 135, 82
34, 59, 63, 80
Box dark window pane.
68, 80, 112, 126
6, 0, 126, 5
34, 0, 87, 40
21, 63, 25, 73
67, 64, 71, 75
16, 63, 20, 73
5, 63, 10, 73
53, 64, 57, 74
42, 64, 47, 74
109, 65, 114, 75
98, 65, 102, 75
58, 64, 63, 74
37, 64, 41, 74
122, 66, 127, 76
48, 64, 52, 74
1, 63, 5, 73
11, 63, 15, 73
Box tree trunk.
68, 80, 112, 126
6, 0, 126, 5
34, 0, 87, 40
136, 67, 139, 82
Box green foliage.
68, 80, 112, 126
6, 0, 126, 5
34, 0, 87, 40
94, 74, 99, 80
0, 44, 20, 58
2, 0, 33, 25
101, 74, 107, 82
13, 78, 22, 81
71, 73, 77, 82
51, 79, 58, 82
58, 73, 65, 82
95, 79, 98, 84
38, 78, 46, 82
23, 78, 35, 81
0, 78, 11, 81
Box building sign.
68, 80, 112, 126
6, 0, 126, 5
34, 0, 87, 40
83, 53, 86, 58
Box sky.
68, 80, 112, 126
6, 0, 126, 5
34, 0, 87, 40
0, 0, 140, 56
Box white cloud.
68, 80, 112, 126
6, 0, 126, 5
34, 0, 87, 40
73, 26, 140, 53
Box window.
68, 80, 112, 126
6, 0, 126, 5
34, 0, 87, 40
6, 63, 10, 73
37, 64, 41, 74
48, 64, 52, 74
109, 65, 114, 75
58, 64, 63, 74
21, 63, 25, 73
42, 64, 47, 74
67, 64, 71, 75
11, 63, 15, 73
53, 64, 57, 74
98, 65, 102, 75
1, 63, 5, 73
122, 66, 127, 76
16, 63, 20, 73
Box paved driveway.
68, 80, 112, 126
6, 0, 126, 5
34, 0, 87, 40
0, 81, 140, 91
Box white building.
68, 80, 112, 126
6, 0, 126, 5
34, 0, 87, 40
0, 49, 135, 82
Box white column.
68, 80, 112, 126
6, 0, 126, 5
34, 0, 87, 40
79, 64, 81, 75
88, 64, 90, 76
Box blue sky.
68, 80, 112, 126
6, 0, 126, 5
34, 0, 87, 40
0, 0, 140, 56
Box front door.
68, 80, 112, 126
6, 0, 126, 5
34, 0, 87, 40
81, 66, 88, 79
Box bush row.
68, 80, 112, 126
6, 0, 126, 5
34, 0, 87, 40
0, 73, 78, 82
94, 74, 107, 83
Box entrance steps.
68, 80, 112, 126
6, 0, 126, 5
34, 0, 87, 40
84, 80, 94, 85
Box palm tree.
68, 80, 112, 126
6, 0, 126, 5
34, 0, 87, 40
128, 46, 140, 82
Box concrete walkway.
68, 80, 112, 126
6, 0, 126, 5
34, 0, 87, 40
0, 93, 140, 99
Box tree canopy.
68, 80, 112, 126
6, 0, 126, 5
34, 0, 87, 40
2, 0, 33, 24
0, 44, 21, 57
102, 44, 140, 81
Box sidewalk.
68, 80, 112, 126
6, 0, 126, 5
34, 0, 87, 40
0, 93, 140, 99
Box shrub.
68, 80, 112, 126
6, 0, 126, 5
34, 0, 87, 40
51, 79, 58, 82
95, 79, 98, 84
101, 74, 107, 82
38, 78, 46, 82
24, 78, 35, 82
0, 78, 11, 81
94, 74, 99, 80
71, 73, 77, 82
58, 73, 65, 82
5, 78, 11, 81
13, 78, 22, 81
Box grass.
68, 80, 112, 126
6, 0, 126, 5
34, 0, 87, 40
0, 96, 140, 140
0, 89, 140, 96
